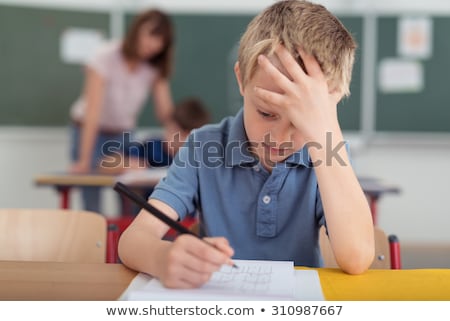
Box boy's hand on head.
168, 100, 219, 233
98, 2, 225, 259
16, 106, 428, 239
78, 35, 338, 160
255, 45, 341, 142
157, 234, 234, 289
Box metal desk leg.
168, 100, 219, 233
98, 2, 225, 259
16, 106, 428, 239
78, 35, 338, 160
57, 187, 71, 209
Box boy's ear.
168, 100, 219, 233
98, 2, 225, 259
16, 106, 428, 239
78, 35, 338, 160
234, 62, 244, 96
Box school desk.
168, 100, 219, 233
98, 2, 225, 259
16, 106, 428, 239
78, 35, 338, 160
1, 261, 449, 300
34, 173, 116, 209
358, 177, 401, 225
34, 170, 166, 212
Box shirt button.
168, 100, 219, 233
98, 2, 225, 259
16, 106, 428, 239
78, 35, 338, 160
253, 165, 260, 172
262, 195, 271, 204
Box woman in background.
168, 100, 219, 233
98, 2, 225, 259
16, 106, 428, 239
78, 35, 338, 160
69, 9, 174, 213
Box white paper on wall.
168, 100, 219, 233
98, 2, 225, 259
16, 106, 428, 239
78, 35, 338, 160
398, 16, 433, 59
60, 28, 105, 64
378, 58, 424, 93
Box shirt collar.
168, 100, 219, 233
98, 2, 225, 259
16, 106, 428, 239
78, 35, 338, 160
225, 108, 257, 167
284, 145, 313, 167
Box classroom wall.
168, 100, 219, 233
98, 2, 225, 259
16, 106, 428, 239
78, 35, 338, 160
0, 128, 120, 216
1, 0, 450, 245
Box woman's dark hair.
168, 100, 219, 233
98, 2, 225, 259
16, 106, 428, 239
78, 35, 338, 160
121, 9, 174, 78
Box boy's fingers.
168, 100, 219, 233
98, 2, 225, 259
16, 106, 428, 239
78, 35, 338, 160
257, 54, 293, 90
254, 86, 286, 107
162, 258, 214, 289
179, 235, 231, 267
204, 237, 235, 257
203, 237, 237, 268
275, 45, 306, 83
297, 48, 324, 79
182, 246, 223, 273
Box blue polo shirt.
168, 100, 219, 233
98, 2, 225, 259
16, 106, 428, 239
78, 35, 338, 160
151, 109, 326, 267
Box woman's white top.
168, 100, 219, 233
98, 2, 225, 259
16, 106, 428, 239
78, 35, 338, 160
70, 41, 158, 131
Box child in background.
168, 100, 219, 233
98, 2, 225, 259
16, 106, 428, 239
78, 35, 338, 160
69, 9, 174, 213
100, 97, 211, 174
118, 0, 375, 289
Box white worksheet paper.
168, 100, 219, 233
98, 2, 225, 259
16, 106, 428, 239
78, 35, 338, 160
121, 259, 324, 301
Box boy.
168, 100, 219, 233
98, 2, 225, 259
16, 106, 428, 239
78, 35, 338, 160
118, 0, 375, 289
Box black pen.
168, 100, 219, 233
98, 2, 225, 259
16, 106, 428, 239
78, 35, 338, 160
113, 182, 237, 268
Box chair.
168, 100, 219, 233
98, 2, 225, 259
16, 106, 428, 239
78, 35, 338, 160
319, 225, 402, 269
105, 215, 199, 263
106, 216, 135, 263
0, 209, 107, 263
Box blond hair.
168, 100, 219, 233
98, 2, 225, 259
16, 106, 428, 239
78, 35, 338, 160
237, 0, 356, 97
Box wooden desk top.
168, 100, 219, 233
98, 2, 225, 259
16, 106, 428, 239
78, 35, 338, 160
34, 170, 168, 188
2, 261, 450, 301
34, 173, 116, 187
0, 261, 136, 300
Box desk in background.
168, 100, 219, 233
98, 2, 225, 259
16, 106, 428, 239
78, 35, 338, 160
358, 177, 401, 225
1, 261, 449, 300
34, 170, 167, 213
34, 169, 192, 247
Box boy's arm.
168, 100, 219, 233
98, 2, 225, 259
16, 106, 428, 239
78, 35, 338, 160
118, 199, 234, 289
255, 46, 374, 274
308, 128, 374, 275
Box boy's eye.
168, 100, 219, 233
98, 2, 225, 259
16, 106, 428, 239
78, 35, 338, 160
257, 110, 276, 119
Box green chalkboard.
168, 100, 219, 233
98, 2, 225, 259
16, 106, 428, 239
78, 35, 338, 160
376, 16, 450, 132
135, 14, 363, 130
337, 16, 363, 131
135, 13, 253, 127
0, 5, 109, 126
0, 6, 362, 129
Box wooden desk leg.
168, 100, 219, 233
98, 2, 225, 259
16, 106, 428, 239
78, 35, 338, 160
58, 187, 71, 209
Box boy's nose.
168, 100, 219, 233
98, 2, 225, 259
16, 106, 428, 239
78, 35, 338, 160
269, 123, 296, 146
276, 122, 296, 144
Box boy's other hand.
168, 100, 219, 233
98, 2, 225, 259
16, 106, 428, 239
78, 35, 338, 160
157, 234, 234, 289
